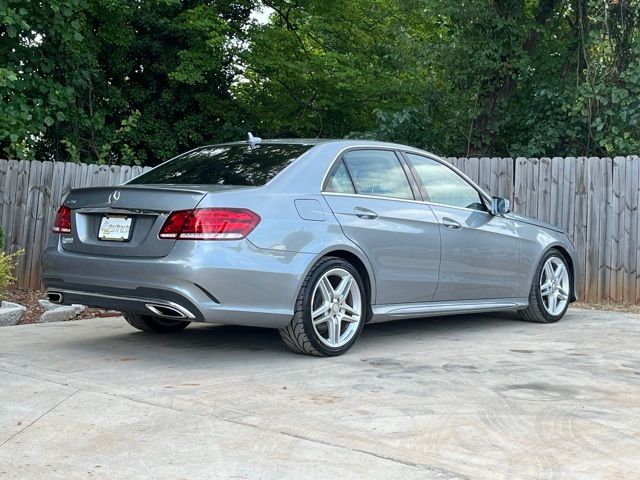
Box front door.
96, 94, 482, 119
404, 153, 520, 301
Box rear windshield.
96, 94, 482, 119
129, 144, 313, 186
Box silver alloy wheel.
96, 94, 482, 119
539, 256, 570, 316
311, 267, 362, 348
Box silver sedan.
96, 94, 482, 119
42, 138, 578, 356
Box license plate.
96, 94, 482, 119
98, 216, 132, 241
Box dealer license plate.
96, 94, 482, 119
98, 216, 132, 241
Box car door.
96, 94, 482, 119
322, 148, 441, 305
404, 153, 520, 301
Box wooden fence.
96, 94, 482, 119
1, 157, 639, 304
0, 160, 151, 289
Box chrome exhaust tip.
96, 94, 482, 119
46, 291, 64, 304
145, 303, 189, 319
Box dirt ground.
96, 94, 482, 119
2, 288, 113, 324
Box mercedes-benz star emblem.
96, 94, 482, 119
107, 190, 121, 204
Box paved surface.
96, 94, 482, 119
1, 308, 639, 480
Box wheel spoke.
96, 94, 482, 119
312, 301, 331, 319
548, 292, 557, 313
540, 281, 553, 296
327, 317, 341, 345
341, 311, 359, 323
319, 276, 335, 300
557, 289, 568, 301
554, 263, 565, 281
313, 311, 332, 326
544, 263, 554, 282
334, 275, 353, 300
342, 303, 359, 315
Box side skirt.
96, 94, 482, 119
369, 298, 529, 324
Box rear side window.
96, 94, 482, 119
406, 154, 485, 211
325, 161, 355, 193
342, 150, 413, 200
129, 144, 313, 186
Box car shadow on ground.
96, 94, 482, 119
58, 310, 532, 360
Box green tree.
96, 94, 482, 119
0, 0, 253, 165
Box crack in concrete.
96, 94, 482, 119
0, 389, 79, 448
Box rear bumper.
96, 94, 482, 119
41, 237, 316, 329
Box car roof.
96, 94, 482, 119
203, 138, 428, 151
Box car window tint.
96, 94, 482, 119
129, 144, 313, 186
406, 154, 485, 211
343, 150, 413, 199
325, 161, 355, 193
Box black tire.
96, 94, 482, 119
123, 312, 191, 333
518, 249, 571, 323
279, 256, 368, 357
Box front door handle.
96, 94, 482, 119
354, 207, 378, 220
442, 217, 462, 230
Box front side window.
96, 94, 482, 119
129, 144, 314, 186
406, 154, 485, 211
342, 150, 413, 200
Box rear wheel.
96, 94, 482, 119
123, 312, 191, 333
279, 257, 367, 356
518, 249, 571, 323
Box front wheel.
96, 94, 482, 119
518, 249, 571, 323
279, 257, 368, 356
124, 312, 191, 333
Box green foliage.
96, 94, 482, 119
0, 0, 252, 165
0, 249, 22, 302
0, 0, 639, 161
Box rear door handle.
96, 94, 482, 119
442, 217, 462, 230
354, 207, 378, 220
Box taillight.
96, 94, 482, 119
159, 208, 260, 240
52, 205, 72, 233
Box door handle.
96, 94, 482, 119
354, 207, 378, 220
442, 217, 462, 230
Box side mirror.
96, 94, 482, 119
490, 196, 510, 215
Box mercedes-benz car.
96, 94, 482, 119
42, 137, 578, 356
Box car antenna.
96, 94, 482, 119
247, 132, 262, 149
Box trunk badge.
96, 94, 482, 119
107, 190, 121, 204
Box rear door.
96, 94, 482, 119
322, 149, 441, 305
404, 153, 520, 301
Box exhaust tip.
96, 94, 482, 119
145, 303, 189, 319
46, 292, 64, 304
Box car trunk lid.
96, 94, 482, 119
61, 185, 244, 257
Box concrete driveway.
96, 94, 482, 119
0, 308, 639, 480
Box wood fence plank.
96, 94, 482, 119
560, 158, 576, 240
600, 158, 613, 302
526, 158, 540, 218
548, 157, 563, 228
537, 157, 552, 223
573, 157, 589, 300
60, 163, 76, 201
27, 161, 55, 288
584, 158, 601, 301
16, 161, 40, 288
478, 157, 492, 194
610, 157, 625, 302
513, 157, 528, 214
622, 156, 638, 304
